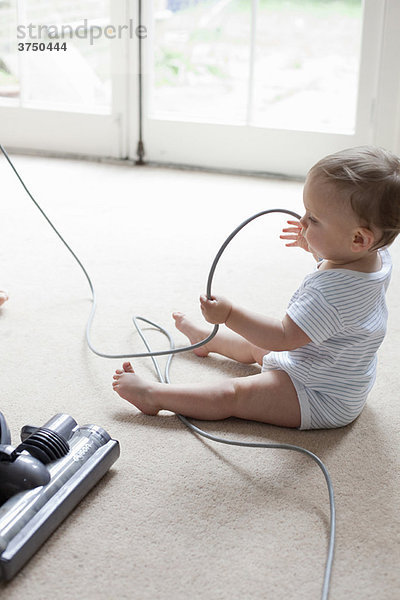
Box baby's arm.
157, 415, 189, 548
200, 295, 311, 351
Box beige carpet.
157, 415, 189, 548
0, 154, 399, 600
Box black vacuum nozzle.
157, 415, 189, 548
0, 413, 74, 503
15, 427, 70, 465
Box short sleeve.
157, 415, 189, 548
287, 287, 344, 345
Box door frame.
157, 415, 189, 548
1, 0, 400, 175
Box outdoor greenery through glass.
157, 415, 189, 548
153, 0, 363, 133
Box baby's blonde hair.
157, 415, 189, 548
309, 146, 400, 251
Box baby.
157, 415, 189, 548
112, 146, 400, 430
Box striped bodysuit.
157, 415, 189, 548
262, 248, 392, 429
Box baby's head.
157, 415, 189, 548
301, 146, 400, 262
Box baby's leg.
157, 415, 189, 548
112, 362, 300, 428
173, 312, 266, 365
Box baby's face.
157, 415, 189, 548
300, 175, 361, 262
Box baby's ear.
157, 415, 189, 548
351, 227, 375, 252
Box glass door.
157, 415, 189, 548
2, 1, 398, 175
140, 0, 386, 177
0, 0, 130, 157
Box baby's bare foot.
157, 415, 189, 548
0, 291, 9, 307
172, 312, 211, 357
112, 363, 159, 415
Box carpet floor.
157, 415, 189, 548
0, 154, 399, 600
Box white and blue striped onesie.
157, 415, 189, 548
262, 248, 392, 429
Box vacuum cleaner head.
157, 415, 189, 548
0, 412, 120, 581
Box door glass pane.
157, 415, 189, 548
151, 0, 363, 133
0, 0, 112, 111
252, 0, 363, 133
152, 0, 251, 123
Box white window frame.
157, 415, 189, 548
373, 0, 400, 154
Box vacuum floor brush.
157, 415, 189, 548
0, 412, 120, 581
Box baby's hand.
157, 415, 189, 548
280, 220, 310, 252
200, 294, 232, 324
0, 291, 8, 307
